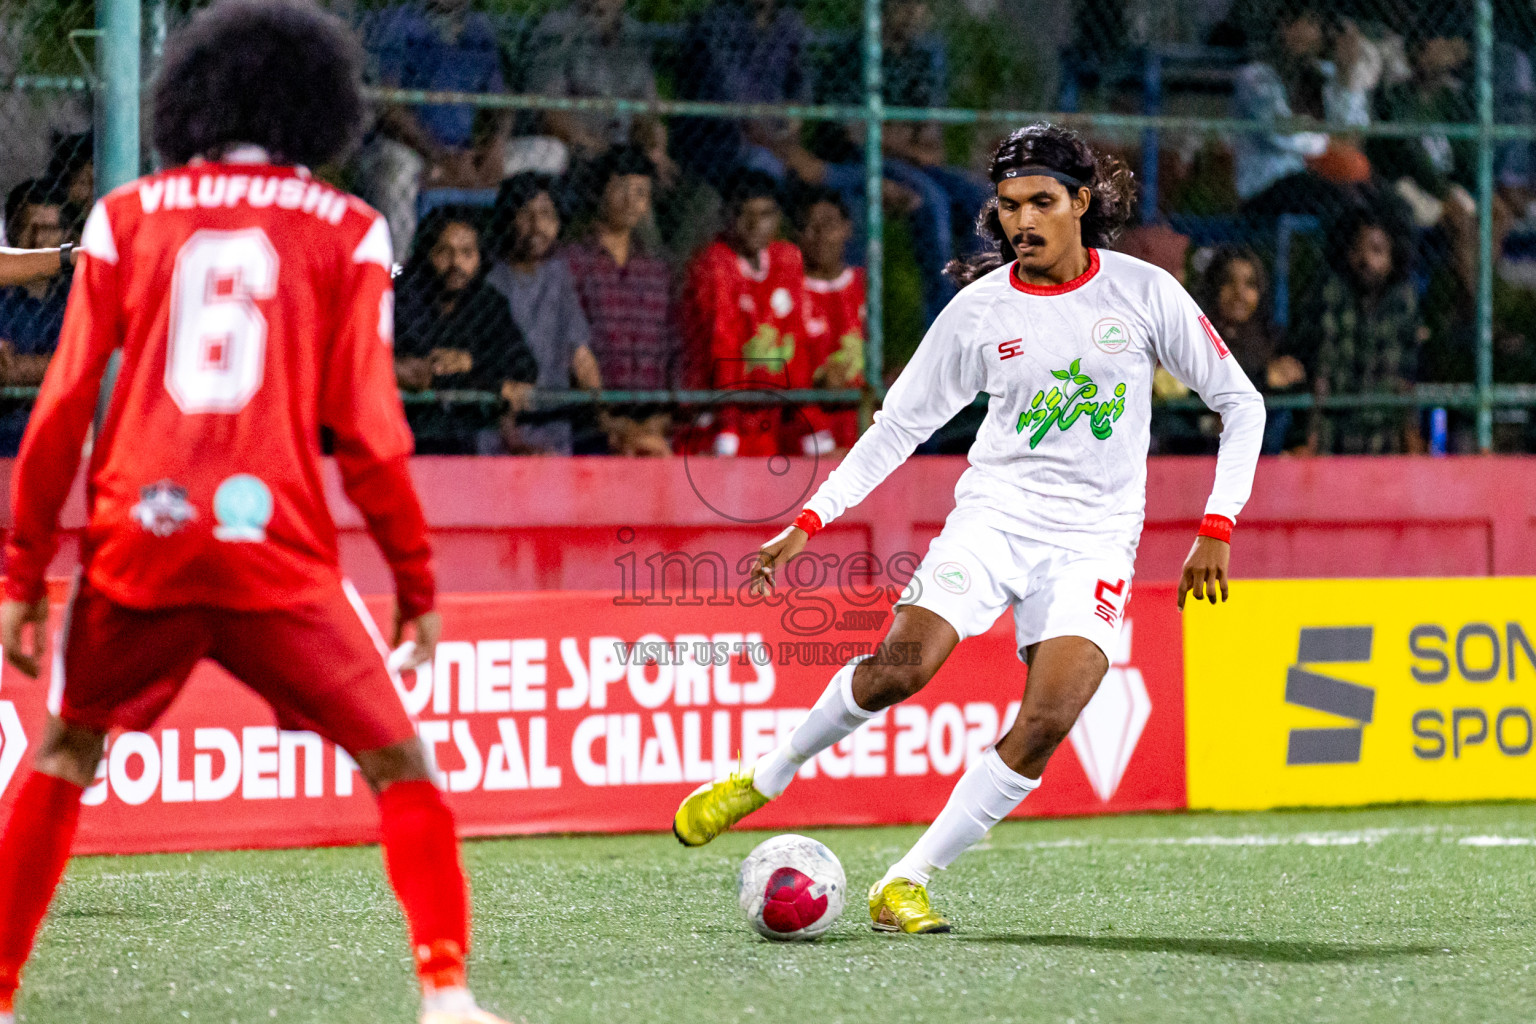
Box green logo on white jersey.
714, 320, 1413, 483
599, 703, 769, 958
1016, 358, 1127, 449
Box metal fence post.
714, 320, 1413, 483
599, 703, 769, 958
1475, 0, 1494, 451
95, 0, 141, 194
862, 0, 884, 400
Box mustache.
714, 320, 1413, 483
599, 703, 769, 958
1011, 232, 1047, 248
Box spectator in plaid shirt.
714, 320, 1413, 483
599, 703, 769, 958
1296, 200, 1427, 454
564, 145, 676, 456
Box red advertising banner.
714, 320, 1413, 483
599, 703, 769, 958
0, 586, 1185, 855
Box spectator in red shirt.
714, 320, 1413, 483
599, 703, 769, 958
564, 144, 676, 456
795, 187, 866, 453
679, 170, 809, 457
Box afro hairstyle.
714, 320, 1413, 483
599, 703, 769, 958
152, 0, 364, 168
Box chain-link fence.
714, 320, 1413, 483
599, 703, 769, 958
3, 0, 1536, 455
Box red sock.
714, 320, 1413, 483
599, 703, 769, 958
377, 779, 470, 993
0, 772, 84, 1008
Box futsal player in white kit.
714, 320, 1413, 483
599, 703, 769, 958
673, 123, 1266, 933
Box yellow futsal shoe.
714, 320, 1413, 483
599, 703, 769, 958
673, 768, 771, 846
868, 878, 952, 934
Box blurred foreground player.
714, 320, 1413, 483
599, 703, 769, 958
0, 3, 510, 1021
675, 124, 1265, 932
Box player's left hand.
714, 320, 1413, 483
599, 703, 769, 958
1177, 536, 1230, 610
1, 597, 50, 678
391, 608, 442, 671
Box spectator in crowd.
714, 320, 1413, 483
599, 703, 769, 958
673, 0, 811, 183
395, 208, 537, 454
41, 132, 93, 242
0, 180, 68, 370
564, 145, 676, 457
1114, 223, 1209, 453
1495, 0, 1536, 197
1296, 200, 1426, 454
796, 188, 866, 453
1420, 195, 1536, 450
486, 173, 601, 454
1367, 16, 1477, 229
1231, 3, 1374, 217
355, 0, 510, 252
790, 0, 989, 325
523, 0, 661, 170
0, 179, 74, 454
1197, 246, 1306, 453
680, 170, 809, 457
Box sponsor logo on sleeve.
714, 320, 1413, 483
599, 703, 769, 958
1199, 314, 1230, 358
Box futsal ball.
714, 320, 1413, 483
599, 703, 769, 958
737, 834, 846, 941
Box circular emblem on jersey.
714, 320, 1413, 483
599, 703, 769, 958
770, 287, 794, 318
213, 474, 273, 543
933, 561, 971, 595
1092, 317, 1131, 354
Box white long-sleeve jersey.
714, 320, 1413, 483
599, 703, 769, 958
804, 249, 1265, 561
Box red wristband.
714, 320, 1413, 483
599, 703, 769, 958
1198, 514, 1234, 543
793, 508, 823, 539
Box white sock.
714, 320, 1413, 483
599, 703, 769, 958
880, 749, 1039, 888
422, 986, 477, 1014
752, 657, 876, 797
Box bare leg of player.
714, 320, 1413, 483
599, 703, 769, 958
675, 606, 959, 848
753, 605, 960, 796
877, 635, 1109, 895
0, 717, 106, 1021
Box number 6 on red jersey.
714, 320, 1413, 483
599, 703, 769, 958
166, 228, 279, 414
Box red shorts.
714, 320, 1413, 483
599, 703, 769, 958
55, 579, 416, 755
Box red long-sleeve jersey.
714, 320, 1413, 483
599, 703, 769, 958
802, 267, 867, 451
4, 159, 434, 619
680, 238, 810, 456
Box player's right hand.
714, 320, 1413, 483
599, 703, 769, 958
750, 526, 809, 597
1, 597, 50, 679
391, 608, 442, 671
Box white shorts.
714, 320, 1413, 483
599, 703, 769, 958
894, 509, 1133, 663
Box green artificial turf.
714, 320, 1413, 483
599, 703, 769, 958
19, 801, 1536, 1023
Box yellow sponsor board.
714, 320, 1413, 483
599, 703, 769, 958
1184, 577, 1536, 810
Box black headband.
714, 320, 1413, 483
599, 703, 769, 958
995, 165, 1089, 191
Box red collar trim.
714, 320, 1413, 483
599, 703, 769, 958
1010, 248, 1100, 296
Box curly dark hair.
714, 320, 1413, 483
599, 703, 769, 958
1198, 246, 1271, 323
721, 168, 782, 214
1326, 197, 1414, 289
488, 172, 563, 258
401, 206, 485, 289
947, 123, 1136, 287
152, 0, 364, 168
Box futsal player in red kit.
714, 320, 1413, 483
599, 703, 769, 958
0, 3, 510, 1021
